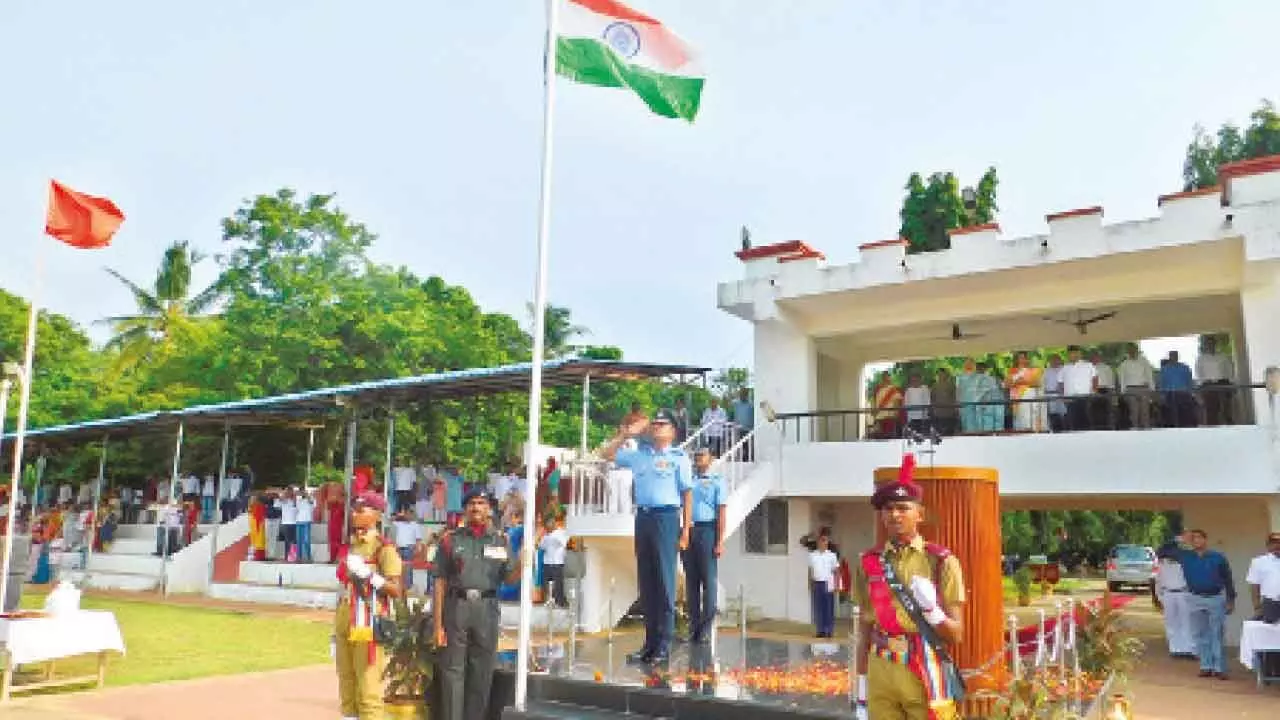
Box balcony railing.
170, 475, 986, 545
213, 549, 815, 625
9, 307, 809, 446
777, 382, 1265, 443
567, 421, 776, 522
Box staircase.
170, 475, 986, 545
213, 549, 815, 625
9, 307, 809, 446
60, 513, 251, 593
563, 422, 780, 632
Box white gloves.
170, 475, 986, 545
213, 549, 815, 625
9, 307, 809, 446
910, 576, 947, 626
346, 553, 372, 579
853, 675, 868, 720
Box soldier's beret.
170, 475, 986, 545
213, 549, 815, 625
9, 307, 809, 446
872, 453, 924, 509
462, 486, 492, 506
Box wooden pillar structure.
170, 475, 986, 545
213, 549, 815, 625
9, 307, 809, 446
872, 465, 1004, 702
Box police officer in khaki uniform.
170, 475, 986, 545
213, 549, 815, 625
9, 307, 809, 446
334, 491, 403, 720
433, 486, 521, 720
851, 455, 965, 720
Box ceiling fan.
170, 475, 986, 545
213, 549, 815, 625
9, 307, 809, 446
1042, 310, 1117, 335
933, 323, 985, 341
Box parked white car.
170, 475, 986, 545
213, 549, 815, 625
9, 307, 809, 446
1106, 544, 1156, 592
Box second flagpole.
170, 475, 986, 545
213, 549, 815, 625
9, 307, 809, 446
0, 245, 43, 614
514, 0, 563, 710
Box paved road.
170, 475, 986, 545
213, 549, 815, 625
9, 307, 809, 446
7, 665, 337, 720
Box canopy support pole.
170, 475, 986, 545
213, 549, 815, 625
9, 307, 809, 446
84, 435, 109, 582
383, 402, 396, 514
342, 417, 357, 540
160, 420, 185, 597
304, 427, 316, 491
206, 423, 231, 592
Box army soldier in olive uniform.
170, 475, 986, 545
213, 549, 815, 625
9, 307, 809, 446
852, 455, 965, 720
433, 487, 521, 720
334, 491, 403, 720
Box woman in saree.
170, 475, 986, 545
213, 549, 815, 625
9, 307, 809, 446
248, 494, 267, 561
869, 372, 904, 439
956, 359, 983, 433
976, 363, 1007, 432
1005, 352, 1047, 432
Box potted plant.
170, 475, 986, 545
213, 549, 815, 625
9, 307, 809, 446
383, 597, 438, 720
1013, 567, 1034, 607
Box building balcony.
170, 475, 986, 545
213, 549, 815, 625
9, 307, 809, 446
771, 384, 1278, 502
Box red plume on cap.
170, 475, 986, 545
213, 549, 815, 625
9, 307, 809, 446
897, 452, 917, 485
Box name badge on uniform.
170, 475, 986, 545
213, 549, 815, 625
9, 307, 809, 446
483, 546, 508, 560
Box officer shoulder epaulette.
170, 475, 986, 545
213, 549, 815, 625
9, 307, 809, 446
923, 543, 951, 560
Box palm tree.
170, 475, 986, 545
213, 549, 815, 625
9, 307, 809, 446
525, 303, 589, 358
102, 241, 221, 372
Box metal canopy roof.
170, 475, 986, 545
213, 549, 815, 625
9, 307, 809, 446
6, 358, 709, 445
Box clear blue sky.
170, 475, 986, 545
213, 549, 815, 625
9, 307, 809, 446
1, 1, 1276, 372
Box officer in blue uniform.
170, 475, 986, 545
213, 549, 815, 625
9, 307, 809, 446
602, 408, 693, 665
682, 447, 726, 646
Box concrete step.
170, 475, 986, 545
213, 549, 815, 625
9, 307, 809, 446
239, 560, 339, 588
87, 552, 172, 576
208, 581, 338, 609
66, 569, 160, 592
106, 538, 159, 555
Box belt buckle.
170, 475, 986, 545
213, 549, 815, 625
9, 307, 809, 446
886, 636, 909, 654
464, 589, 481, 601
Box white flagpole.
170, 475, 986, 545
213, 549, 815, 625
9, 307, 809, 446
0, 247, 43, 613
515, 0, 562, 710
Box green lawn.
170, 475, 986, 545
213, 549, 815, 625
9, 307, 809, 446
10, 593, 330, 688
999, 575, 1088, 602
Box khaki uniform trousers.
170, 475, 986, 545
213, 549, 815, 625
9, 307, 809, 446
334, 600, 387, 719
867, 653, 957, 720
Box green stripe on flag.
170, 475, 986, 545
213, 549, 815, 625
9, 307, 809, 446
556, 37, 704, 122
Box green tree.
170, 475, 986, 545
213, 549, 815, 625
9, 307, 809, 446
527, 303, 589, 358
102, 240, 220, 374
1183, 99, 1280, 190
898, 167, 999, 253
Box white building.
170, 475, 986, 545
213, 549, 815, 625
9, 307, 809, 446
568, 154, 1280, 645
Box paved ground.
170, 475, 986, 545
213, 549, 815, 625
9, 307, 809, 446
5, 587, 1279, 718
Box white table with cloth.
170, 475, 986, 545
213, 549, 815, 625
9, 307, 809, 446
0, 610, 126, 701
1238, 620, 1280, 688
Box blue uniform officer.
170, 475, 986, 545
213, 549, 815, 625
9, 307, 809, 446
603, 408, 693, 665
682, 447, 726, 646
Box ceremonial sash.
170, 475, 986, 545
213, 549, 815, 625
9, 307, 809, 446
860, 549, 955, 720
337, 537, 392, 663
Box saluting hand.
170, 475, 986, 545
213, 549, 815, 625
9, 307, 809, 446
621, 417, 649, 438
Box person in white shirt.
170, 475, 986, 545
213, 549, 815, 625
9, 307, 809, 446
1117, 345, 1156, 429
903, 373, 932, 434
392, 466, 417, 514
1041, 355, 1067, 432
275, 488, 300, 562
58, 484, 73, 505
155, 503, 183, 556
808, 533, 840, 638
391, 509, 422, 586
1196, 337, 1235, 426
221, 473, 244, 522
1246, 532, 1280, 624
200, 475, 216, 523
181, 473, 200, 503
1155, 545, 1196, 657
700, 399, 730, 457
1059, 346, 1097, 431
77, 482, 93, 505
539, 518, 570, 607
294, 489, 315, 563
1089, 353, 1118, 430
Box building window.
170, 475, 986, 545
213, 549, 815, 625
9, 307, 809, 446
743, 499, 789, 555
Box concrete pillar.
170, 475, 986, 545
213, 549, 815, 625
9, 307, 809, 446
755, 317, 817, 441
1239, 266, 1280, 426
1181, 496, 1270, 646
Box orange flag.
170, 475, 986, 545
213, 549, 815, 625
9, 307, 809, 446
44, 180, 125, 249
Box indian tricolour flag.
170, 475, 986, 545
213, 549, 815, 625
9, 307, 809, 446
557, 0, 704, 122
